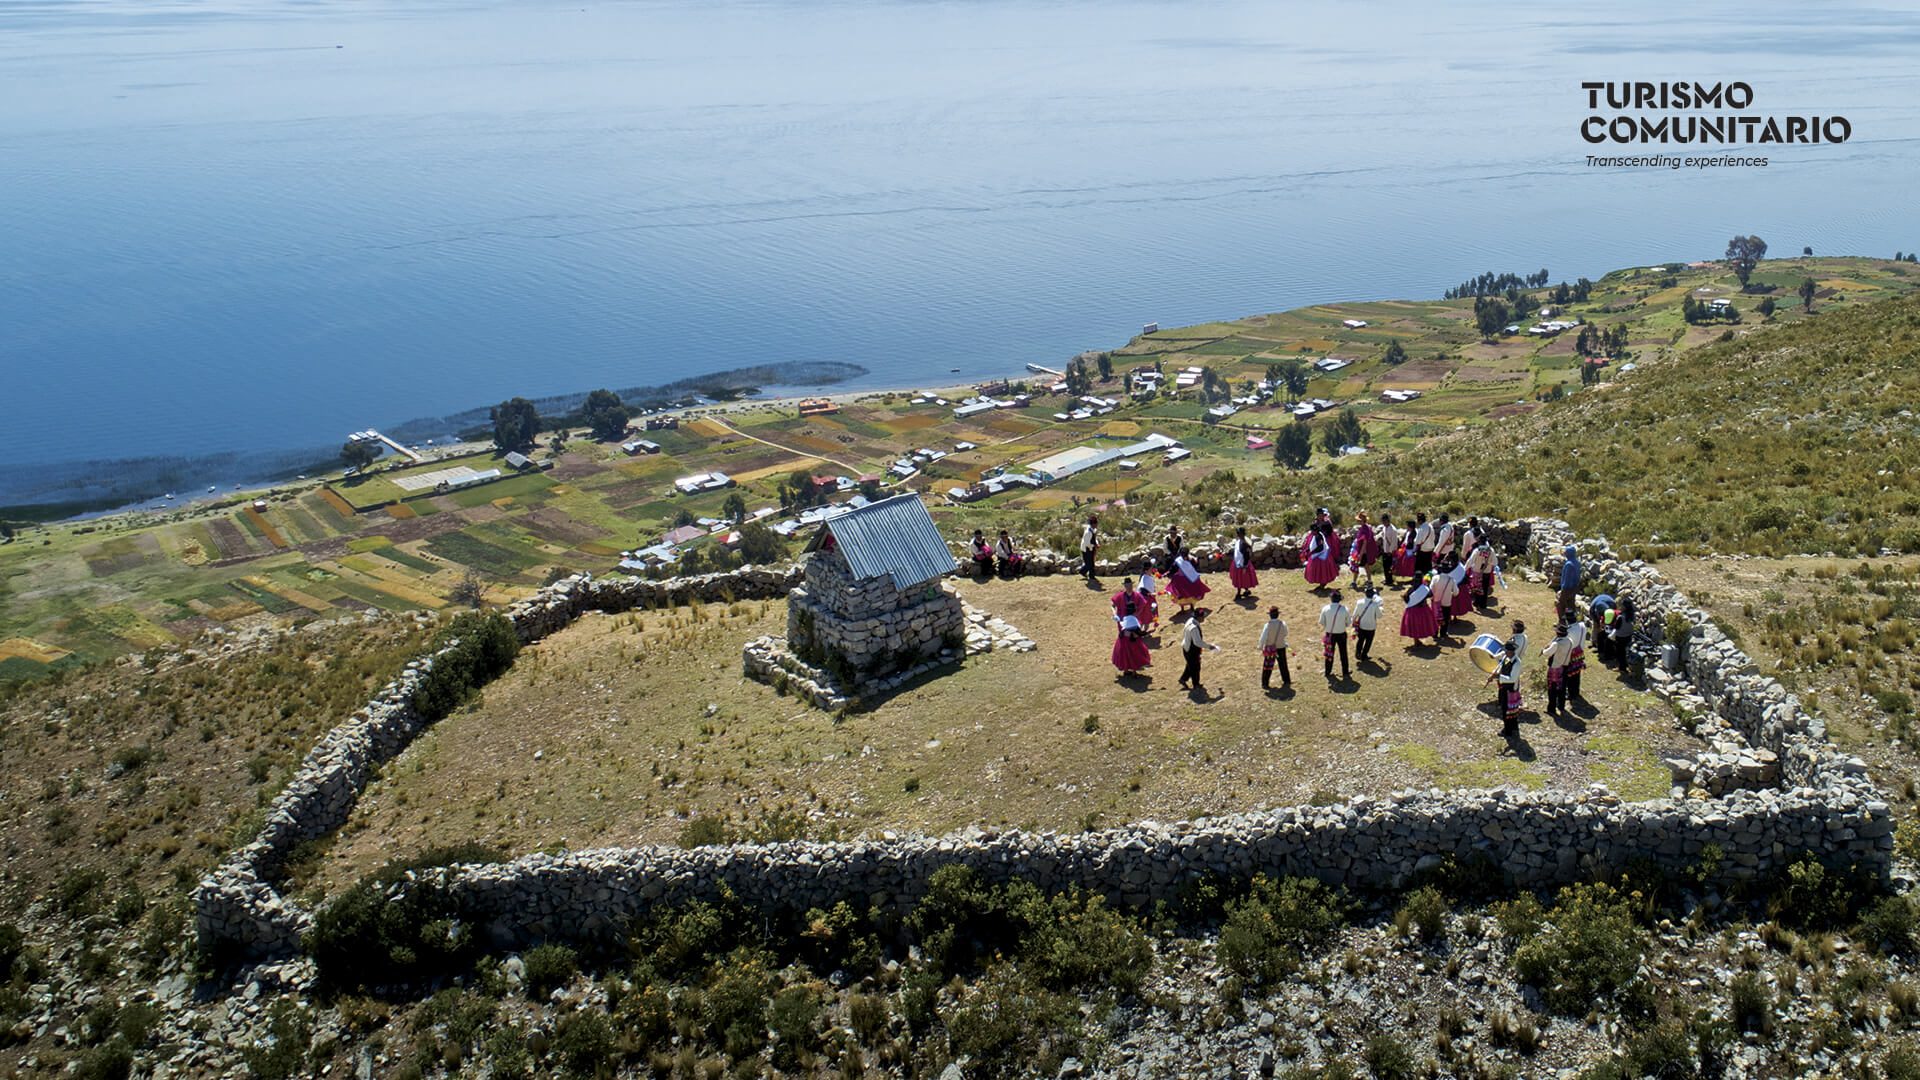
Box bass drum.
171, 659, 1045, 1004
1468, 633, 1505, 674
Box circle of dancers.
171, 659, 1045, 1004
966, 508, 1601, 740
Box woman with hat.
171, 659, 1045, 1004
1347, 510, 1378, 588
1228, 526, 1259, 600
1399, 574, 1439, 647
1110, 578, 1153, 677
1302, 510, 1339, 589
1167, 549, 1212, 614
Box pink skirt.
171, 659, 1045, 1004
1451, 587, 1473, 617
1112, 634, 1152, 672
1167, 574, 1210, 602
1392, 548, 1416, 576
1400, 602, 1438, 639
1467, 569, 1485, 595
1229, 565, 1259, 589
1304, 552, 1339, 585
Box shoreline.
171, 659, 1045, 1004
2, 365, 1046, 526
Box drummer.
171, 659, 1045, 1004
1489, 620, 1528, 737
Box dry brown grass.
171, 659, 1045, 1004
313, 575, 1692, 891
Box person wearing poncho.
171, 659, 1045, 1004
1257, 606, 1291, 690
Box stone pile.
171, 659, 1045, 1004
420, 783, 1890, 951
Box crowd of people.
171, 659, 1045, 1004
961, 511, 1639, 739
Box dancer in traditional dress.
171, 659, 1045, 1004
1433, 513, 1457, 563
1430, 561, 1459, 640
1412, 512, 1435, 577
1165, 524, 1185, 561
1380, 516, 1407, 588
1489, 620, 1529, 737
1302, 521, 1339, 588
1399, 574, 1439, 647
1320, 589, 1352, 681
1228, 527, 1259, 600
1543, 623, 1571, 716
1352, 586, 1384, 663
1467, 540, 1498, 608
1564, 615, 1588, 700
1257, 606, 1291, 690
1348, 511, 1378, 588
996, 529, 1024, 578
1177, 611, 1219, 690
969, 529, 995, 578
1137, 560, 1162, 630
1446, 555, 1473, 621
1112, 577, 1143, 624
1111, 585, 1152, 676
1167, 551, 1212, 614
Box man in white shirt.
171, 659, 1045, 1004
1080, 515, 1099, 581
1319, 589, 1352, 680
1351, 587, 1384, 664
1377, 517, 1401, 588
1178, 611, 1219, 691
1257, 605, 1290, 690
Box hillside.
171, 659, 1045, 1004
2, 260, 1920, 1080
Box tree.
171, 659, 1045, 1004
1757, 296, 1777, 318
1318, 407, 1364, 457
1273, 421, 1312, 469
1064, 355, 1093, 396
1803, 246, 1813, 257
583, 388, 628, 442
736, 521, 786, 565
1725, 235, 1767, 291
722, 491, 748, 524
450, 566, 486, 608
489, 398, 541, 453
1382, 341, 1407, 366
1572, 277, 1594, 302
1200, 367, 1227, 403
1799, 278, 1817, 311
341, 440, 380, 471
1474, 297, 1511, 341
1095, 352, 1113, 381
1274, 358, 1311, 402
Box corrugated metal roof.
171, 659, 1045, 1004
805, 493, 954, 589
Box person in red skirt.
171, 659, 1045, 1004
1390, 519, 1418, 585
1302, 520, 1339, 589
1112, 612, 1151, 677
1347, 510, 1378, 588
1445, 555, 1474, 622
1399, 574, 1439, 647
1228, 527, 1259, 601
1167, 551, 1212, 614
1137, 560, 1162, 629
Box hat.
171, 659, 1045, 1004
1365, 587, 1378, 598
1268, 606, 1280, 617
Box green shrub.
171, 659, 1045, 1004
1769, 853, 1875, 930
1397, 886, 1447, 943
1885, 1044, 1920, 1080
0, 922, 22, 978
552, 1009, 617, 1078
521, 943, 578, 998
1729, 970, 1772, 1032
1363, 1032, 1415, 1080
1492, 893, 1546, 942
848, 992, 890, 1044
1857, 893, 1919, 955
242, 1000, 313, 1080
1512, 882, 1646, 1013
676, 816, 731, 848
941, 962, 1083, 1080
306, 843, 506, 993
1217, 875, 1351, 988
907, 865, 1152, 993
412, 612, 522, 721
767, 984, 822, 1067
51, 868, 106, 916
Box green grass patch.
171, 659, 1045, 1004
346, 536, 393, 554
423, 532, 541, 578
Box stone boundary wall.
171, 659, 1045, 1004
195, 519, 1896, 960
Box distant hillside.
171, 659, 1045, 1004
1210, 291, 1920, 559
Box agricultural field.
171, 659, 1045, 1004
5, 256, 1919, 685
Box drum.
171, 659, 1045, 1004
1468, 633, 1505, 673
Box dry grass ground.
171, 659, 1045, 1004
312, 575, 1694, 893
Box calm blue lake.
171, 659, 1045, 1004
3, 0, 1917, 502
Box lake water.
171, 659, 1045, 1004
4, 0, 1917, 503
